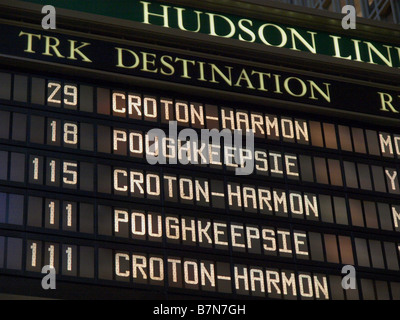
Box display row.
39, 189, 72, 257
1, 72, 399, 160
0, 233, 398, 299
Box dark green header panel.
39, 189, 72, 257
17, 0, 400, 69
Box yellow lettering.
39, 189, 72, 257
68, 40, 92, 62
19, 31, 41, 53
115, 47, 140, 69
308, 81, 331, 103
378, 92, 399, 113
206, 13, 236, 38
287, 28, 317, 54
234, 69, 255, 89
141, 1, 170, 27
365, 42, 393, 67
175, 7, 202, 32
43, 36, 65, 58
209, 63, 233, 86
141, 52, 158, 73
284, 77, 307, 98
160, 55, 175, 76
258, 24, 287, 48
251, 70, 271, 92
175, 58, 195, 79
330, 35, 352, 60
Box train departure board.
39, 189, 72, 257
0, 0, 400, 301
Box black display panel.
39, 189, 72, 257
0, 69, 400, 300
